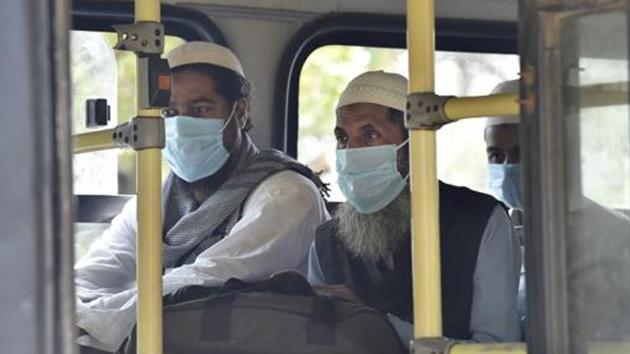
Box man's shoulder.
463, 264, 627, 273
255, 148, 326, 192
313, 219, 354, 271
315, 219, 337, 240
314, 219, 344, 251
439, 181, 504, 211
258, 169, 320, 195
244, 170, 326, 216
438, 182, 507, 239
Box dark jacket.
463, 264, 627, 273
314, 182, 502, 339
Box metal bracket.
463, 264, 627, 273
405, 93, 453, 130
112, 117, 164, 151
113, 21, 165, 55
411, 337, 457, 354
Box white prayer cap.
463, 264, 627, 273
337, 70, 408, 112
485, 79, 520, 128
166, 41, 245, 77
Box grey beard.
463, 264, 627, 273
334, 189, 410, 260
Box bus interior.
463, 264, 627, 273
1, 0, 629, 353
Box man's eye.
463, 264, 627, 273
365, 130, 380, 141
336, 134, 348, 147
191, 106, 211, 116
161, 107, 178, 118
489, 152, 506, 164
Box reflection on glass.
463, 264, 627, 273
562, 10, 630, 351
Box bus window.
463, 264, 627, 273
71, 31, 184, 197
298, 45, 519, 201
561, 10, 630, 348
574, 57, 629, 211
71, 31, 120, 195
71, 31, 184, 261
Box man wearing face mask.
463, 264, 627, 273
484, 79, 527, 338
74, 42, 329, 352
485, 80, 630, 344
307, 71, 521, 346
485, 80, 522, 211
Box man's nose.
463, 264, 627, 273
346, 137, 364, 149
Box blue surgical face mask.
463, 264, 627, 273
488, 163, 522, 209
164, 109, 234, 183
336, 140, 408, 214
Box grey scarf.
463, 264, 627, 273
161, 134, 327, 268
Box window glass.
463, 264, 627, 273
561, 10, 630, 348
71, 31, 184, 195
575, 57, 629, 209
298, 45, 519, 201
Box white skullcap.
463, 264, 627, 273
485, 79, 520, 128
337, 70, 407, 111
166, 41, 245, 77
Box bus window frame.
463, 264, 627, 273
273, 13, 518, 157
72, 1, 228, 45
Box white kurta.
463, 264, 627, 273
75, 170, 330, 351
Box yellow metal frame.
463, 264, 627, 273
73, 129, 116, 154
444, 93, 520, 121
134, 3, 163, 354
578, 83, 628, 108
407, 0, 522, 352
72, 4, 165, 351
408, 0, 442, 338
588, 342, 630, 354
450, 343, 527, 354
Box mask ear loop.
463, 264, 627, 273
220, 103, 238, 132
396, 138, 410, 151
395, 138, 410, 182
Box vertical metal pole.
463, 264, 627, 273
407, 0, 443, 338
134, 1, 163, 354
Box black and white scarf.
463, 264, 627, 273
160, 134, 327, 268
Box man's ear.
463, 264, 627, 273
234, 98, 249, 130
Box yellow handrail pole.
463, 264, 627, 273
408, 0, 443, 338
588, 342, 630, 354
134, 1, 162, 354
73, 129, 116, 154
444, 93, 519, 121
135, 0, 159, 22
449, 343, 527, 354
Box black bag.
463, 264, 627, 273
124, 272, 406, 354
